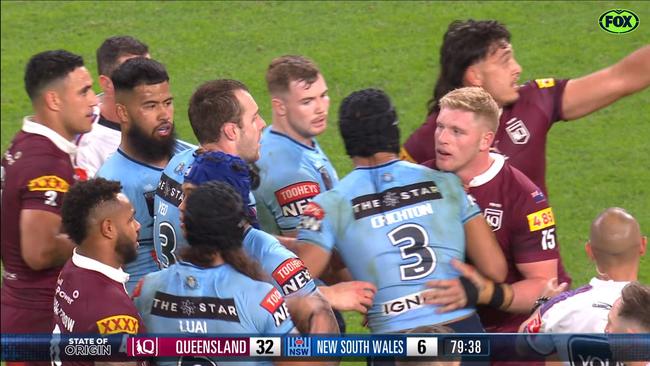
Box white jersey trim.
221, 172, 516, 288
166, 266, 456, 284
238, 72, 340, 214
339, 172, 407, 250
22, 117, 77, 156
71, 248, 130, 284
468, 152, 506, 187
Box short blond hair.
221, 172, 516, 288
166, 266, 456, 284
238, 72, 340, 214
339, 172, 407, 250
439, 87, 499, 132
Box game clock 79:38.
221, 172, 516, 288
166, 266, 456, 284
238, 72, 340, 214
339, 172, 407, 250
443, 337, 489, 356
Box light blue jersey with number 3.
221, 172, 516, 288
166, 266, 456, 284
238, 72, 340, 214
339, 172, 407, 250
297, 160, 481, 333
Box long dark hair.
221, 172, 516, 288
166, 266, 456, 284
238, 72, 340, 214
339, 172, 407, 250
181, 181, 266, 281
427, 19, 510, 115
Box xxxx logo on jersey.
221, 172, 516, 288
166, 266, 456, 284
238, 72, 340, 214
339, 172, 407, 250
96, 315, 139, 334
27, 175, 69, 192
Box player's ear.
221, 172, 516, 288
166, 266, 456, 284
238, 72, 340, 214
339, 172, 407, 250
585, 241, 595, 261
271, 97, 287, 117
99, 75, 113, 94
464, 65, 483, 87
43, 90, 63, 112
100, 218, 116, 240
640, 236, 647, 256
115, 103, 129, 124
222, 121, 238, 141
479, 129, 494, 152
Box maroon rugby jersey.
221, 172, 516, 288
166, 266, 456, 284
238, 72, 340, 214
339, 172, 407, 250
52, 251, 146, 366
424, 154, 571, 332
1, 120, 77, 318
403, 78, 568, 194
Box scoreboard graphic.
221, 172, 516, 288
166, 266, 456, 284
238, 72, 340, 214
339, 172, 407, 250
2, 333, 648, 363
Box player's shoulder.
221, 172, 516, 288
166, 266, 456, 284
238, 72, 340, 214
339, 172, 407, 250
174, 139, 197, 154
259, 129, 308, 165
539, 282, 595, 316
163, 147, 196, 177
502, 161, 548, 202
9, 131, 66, 160
96, 149, 130, 176
517, 78, 569, 98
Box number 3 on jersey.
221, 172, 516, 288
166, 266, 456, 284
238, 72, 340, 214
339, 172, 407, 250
158, 221, 178, 268
388, 224, 437, 280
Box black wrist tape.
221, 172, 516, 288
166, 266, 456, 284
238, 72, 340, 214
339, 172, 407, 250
459, 276, 479, 307
489, 283, 505, 309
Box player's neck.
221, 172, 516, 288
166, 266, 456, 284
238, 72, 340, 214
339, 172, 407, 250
76, 244, 122, 270
100, 96, 119, 122
271, 117, 315, 147
32, 111, 75, 141
458, 151, 493, 185
120, 141, 170, 168
597, 264, 639, 282
352, 152, 398, 167
200, 142, 237, 156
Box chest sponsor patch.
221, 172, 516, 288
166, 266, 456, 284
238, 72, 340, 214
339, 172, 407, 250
380, 291, 426, 316
352, 181, 442, 220
151, 291, 239, 322
275, 181, 321, 218
272, 258, 312, 295
260, 288, 290, 327
527, 207, 555, 232
27, 175, 69, 192
157, 172, 184, 207
535, 78, 556, 89
96, 315, 139, 335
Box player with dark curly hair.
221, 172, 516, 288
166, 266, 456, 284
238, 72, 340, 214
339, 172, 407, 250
53, 178, 147, 366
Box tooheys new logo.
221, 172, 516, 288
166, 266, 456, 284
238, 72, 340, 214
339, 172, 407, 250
599, 9, 639, 34
272, 258, 312, 295
260, 288, 290, 327
275, 181, 321, 217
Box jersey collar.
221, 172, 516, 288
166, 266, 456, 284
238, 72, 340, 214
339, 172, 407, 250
71, 248, 130, 284
22, 117, 77, 156
269, 129, 317, 151
468, 153, 506, 187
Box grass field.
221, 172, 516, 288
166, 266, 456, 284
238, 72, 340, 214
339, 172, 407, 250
2, 0, 649, 347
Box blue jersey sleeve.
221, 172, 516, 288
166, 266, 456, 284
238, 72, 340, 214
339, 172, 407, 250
243, 228, 317, 297
295, 193, 338, 252
251, 285, 296, 335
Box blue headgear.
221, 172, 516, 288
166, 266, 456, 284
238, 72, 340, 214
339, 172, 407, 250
184, 151, 259, 228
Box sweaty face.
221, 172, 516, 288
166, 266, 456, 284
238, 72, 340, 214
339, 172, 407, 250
122, 82, 175, 161
281, 74, 330, 143
471, 42, 522, 106
234, 89, 266, 163
113, 193, 141, 265
58, 66, 98, 139
435, 108, 491, 177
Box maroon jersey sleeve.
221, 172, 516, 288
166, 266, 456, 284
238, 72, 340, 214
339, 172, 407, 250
516, 78, 569, 124
90, 286, 145, 335
401, 112, 439, 163
20, 157, 74, 213
508, 165, 560, 264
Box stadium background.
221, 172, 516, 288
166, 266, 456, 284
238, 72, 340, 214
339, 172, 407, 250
1, 0, 648, 347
